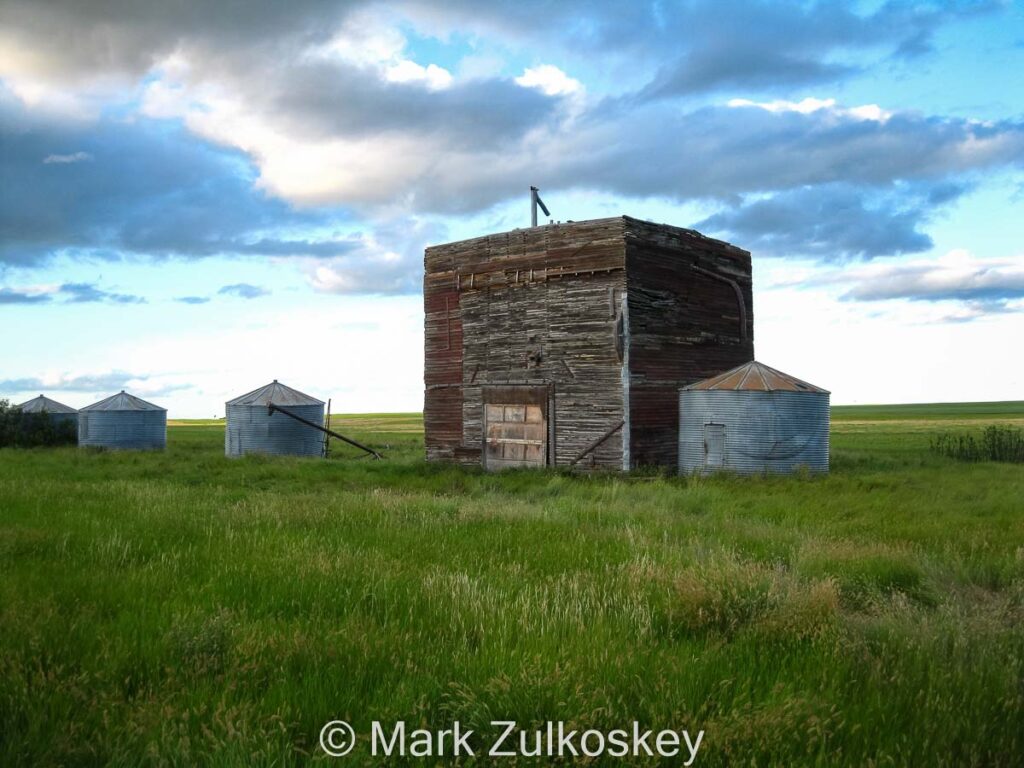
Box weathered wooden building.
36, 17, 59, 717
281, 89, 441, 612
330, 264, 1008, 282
424, 216, 754, 470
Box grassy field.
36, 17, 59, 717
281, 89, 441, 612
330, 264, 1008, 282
831, 400, 1024, 422
2, 405, 1023, 766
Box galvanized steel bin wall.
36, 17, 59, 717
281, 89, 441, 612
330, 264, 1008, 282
78, 409, 166, 450
225, 403, 325, 457
678, 390, 829, 475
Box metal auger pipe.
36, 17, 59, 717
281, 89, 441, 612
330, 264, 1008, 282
267, 404, 383, 460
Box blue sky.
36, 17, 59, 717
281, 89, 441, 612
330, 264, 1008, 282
1, 0, 1022, 416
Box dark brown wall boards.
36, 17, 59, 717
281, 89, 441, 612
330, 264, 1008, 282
424, 216, 754, 470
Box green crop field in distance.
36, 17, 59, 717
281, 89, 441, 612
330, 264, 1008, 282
831, 399, 1024, 422
1, 405, 1022, 766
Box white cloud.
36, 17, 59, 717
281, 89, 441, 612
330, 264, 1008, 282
728, 97, 835, 114
141, 79, 434, 206
846, 104, 891, 122
515, 64, 583, 97
312, 12, 452, 90
728, 97, 891, 122
4, 282, 60, 296
385, 60, 453, 90
316, 16, 408, 67
139, 78, 191, 118
42, 151, 93, 164
200, 113, 436, 207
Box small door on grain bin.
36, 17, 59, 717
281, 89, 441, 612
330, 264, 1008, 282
704, 423, 725, 468
483, 389, 548, 471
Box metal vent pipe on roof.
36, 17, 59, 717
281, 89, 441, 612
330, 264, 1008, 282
530, 185, 550, 227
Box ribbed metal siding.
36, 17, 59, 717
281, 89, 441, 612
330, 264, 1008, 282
678, 390, 829, 475
225, 403, 325, 458
78, 410, 166, 450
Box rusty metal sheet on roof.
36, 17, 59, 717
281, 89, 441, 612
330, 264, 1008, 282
80, 391, 167, 411
226, 380, 324, 407
16, 395, 77, 413
683, 361, 829, 394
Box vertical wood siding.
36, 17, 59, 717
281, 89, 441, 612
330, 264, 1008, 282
425, 218, 628, 468
624, 218, 755, 468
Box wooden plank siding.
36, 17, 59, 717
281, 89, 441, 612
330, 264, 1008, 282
624, 218, 755, 468
423, 216, 754, 471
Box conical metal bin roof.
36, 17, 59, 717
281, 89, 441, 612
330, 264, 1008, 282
226, 380, 324, 407
684, 361, 829, 394
80, 390, 167, 411
16, 394, 78, 413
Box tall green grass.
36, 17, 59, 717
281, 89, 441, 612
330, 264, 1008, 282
1, 411, 1023, 765
931, 425, 1024, 463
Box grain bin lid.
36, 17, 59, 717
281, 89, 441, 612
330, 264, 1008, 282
226, 380, 324, 407
684, 361, 829, 394
80, 390, 167, 411
16, 394, 78, 413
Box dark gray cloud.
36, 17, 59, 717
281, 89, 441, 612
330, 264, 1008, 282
786, 253, 1024, 321
0, 89, 361, 267
4, 83, 1023, 276
218, 283, 269, 299
0, 371, 188, 396
695, 183, 968, 260
258, 60, 556, 146
1, 1, 563, 153
164, 2, 1000, 196
641, 52, 855, 100
7, 0, 967, 82
0, 0, 357, 82
840, 262, 1024, 303
937, 300, 1018, 323
0, 0, 994, 146
0, 0, 1020, 289
60, 282, 146, 304
402, 0, 998, 97
0, 287, 50, 304
0, 282, 145, 304
267, 101, 1024, 217
549, 104, 1024, 205
634, 1, 996, 99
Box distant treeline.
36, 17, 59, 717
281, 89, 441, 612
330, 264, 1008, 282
931, 425, 1024, 463
0, 400, 77, 448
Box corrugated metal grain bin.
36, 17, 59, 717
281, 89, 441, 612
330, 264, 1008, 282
225, 380, 325, 458
679, 361, 829, 475
16, 394, 79, 431
78, 391, 167, 450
